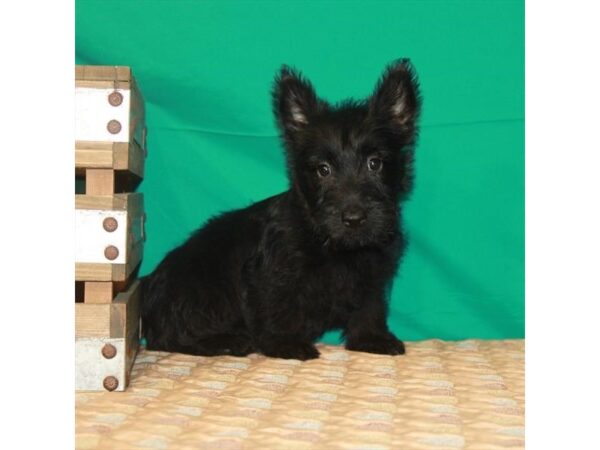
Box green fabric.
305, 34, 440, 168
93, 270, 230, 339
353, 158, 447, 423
76, 0, 524, 342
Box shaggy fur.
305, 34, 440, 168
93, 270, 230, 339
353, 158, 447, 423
141, 60, 421, 360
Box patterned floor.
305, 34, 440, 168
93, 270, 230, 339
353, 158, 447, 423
75, 340, 524, 449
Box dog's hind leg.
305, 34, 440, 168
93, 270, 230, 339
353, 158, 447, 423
174, 334, 256, 357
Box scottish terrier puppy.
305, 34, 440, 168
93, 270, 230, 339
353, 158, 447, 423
141, 59, 421, 360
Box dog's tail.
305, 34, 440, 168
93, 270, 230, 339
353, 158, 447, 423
138, 270, 168, 346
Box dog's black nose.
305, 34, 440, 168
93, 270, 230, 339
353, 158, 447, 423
342, 208, 367, 228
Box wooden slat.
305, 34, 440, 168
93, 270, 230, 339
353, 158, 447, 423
124, 140, 145, 178
112, 240, 144, 281
74, 193, 142, 213
75, 279, 140, 338
75, 147, 114, 169
75, 263, 113, 282
86, 169, 114, 195
75, 141, 144, 178
75, 193, 129, 211
75, 304, 111, 337
75, 65, 131, 81
110, 279, 141, 338
125, 193, 144, 224
130, 77, 146, 150
75, 335, 139, 391
75, 79, 131, 90
111, 143, 129, 169
76, 192, 143, 220
124, 313, 140, 387
84, 281, 113, 304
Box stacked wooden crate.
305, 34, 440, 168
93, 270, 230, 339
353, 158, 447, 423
75, 66, 147, 392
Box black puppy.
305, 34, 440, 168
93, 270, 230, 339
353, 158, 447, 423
141, 60, 421, 360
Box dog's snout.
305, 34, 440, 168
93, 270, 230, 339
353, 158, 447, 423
342, 208, 367, 228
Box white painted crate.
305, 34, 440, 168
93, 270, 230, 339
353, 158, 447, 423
75, 65, 146, 151
75, 193, 144, 282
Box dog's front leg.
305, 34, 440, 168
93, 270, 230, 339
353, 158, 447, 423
344, 298, 405, 356
258, 334, 320, 361
252, 295, 321, 361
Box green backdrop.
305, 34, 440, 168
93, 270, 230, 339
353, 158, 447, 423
76, 0, 524, 342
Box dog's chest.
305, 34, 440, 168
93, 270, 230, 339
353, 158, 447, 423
307, 256, 372, 313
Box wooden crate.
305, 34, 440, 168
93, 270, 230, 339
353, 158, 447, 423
75, 65, 147, 195
75, 193, 144, 282
75, 280, 141, 392
75, 65, 146, 152
75, 65, 146, 392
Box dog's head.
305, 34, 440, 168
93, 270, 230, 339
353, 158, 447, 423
273, 60, 421, 250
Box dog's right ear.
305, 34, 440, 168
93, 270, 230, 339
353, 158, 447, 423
272, 66, 319, 137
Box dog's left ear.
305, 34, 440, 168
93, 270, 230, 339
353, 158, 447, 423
369, 59, 421, 137
273, 66, 319, 137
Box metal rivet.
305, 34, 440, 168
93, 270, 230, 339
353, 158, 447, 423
104, 245, 119, 261
103, 376, 119, 392
101, 343, 117, 359
103, 217, 118, 232
107, 119, 122, 134
108, 91, 123, 106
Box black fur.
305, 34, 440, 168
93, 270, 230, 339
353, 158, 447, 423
141, 60, 421, 360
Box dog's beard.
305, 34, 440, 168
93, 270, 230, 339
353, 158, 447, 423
311, 203, 399, 251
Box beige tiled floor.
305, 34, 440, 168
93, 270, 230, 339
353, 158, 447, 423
76, 340, 524, 449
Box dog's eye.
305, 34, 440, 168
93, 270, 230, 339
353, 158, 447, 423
367, 157, 383, 172
317, 163, 332, 177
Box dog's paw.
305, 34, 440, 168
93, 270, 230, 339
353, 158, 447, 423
345, 334, 406, 356
217, 335, 256, 356
260, 340, 320, 361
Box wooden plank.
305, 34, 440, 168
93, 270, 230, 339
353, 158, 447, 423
75, 338, 125, 391
75, 141, 144, 178
116, 279, 141, 388
75, 263, 113, 281
124, 311, 140, 387
125, 192, 144, 224
75, 193, 142, 213
76, 279, 140, 338
112, 143, 129, 170
75, 80, 131, 90
130, 77, 146, 150
84, 281, 113, 304
124, 140, 145, 178
75, 192, 143, 217
75, 304, 111, 337
110, 279, 141, 338
75, 65, 131, 81
75, 208, 128, 264
75, 147, 114, 169
75, 337, 138, 391
74, 65, 145, 153
75, 86, 131, 143
86, 169, 114, 195
75, 193, 129, 211
112, 240, 144, 281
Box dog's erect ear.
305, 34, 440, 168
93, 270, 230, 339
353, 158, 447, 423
273, 66, 319, 136
369, 59, 421, 136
